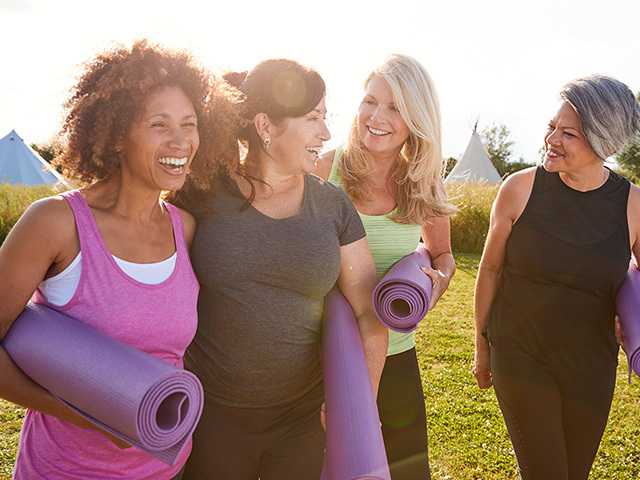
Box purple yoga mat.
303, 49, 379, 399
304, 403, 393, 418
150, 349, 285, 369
616, 264, 640, 382
2, 303, 204, 465
321, 289, 391, 480
372, 243, 433, 333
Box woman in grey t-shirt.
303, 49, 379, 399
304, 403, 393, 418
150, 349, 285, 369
180, 59, 388, 480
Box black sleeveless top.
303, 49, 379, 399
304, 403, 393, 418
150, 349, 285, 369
488, 166, 631, 372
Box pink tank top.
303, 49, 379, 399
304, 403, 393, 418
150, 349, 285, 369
14, 190, 199, 480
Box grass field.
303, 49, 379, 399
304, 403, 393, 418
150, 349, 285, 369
1, 254, 639, 479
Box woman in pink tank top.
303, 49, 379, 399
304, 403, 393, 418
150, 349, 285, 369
0, 41, 240, 480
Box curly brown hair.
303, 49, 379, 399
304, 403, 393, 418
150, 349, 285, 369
54, 39, 242, 191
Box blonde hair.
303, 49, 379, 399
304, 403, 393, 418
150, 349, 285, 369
340, 54, 456, 224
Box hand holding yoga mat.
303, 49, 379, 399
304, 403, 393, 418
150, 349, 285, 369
322, 289, 391, 480
372, 243, 433, 333
2, 303, 204, 465
616, 264, 640, 381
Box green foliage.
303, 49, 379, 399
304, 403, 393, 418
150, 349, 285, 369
444, 157, 457, 177
614, 91, 640, 183
616, 134, 640, 183
480, 124, 514, 176
0, 184, 58, 245
477, 124, 535, 177
30, 138, 63, 164
3, 255, 639, 479
448, 183, 498, 254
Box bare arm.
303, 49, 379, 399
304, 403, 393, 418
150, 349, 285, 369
473, 169, 535, 388
421, 216, 455, 309
0, 198, 128, 446
628, 184, 640, 263
337, 237, 388, 395
618, 184, 640, 346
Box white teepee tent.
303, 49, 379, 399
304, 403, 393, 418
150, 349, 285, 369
0, 130, 68, 186
445, 127, 502, 184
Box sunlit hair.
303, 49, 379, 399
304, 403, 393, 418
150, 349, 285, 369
560, 75, 640, 160
340, 54, 456, 224
220, 59, 326, 204
55, 39, 242, 192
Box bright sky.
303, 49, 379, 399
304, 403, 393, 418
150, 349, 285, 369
1, 0, 638, 162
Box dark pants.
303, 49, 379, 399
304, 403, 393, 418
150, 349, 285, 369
182, 383, 324, 480
377, 347, 431, 480
491, 346, 616, 480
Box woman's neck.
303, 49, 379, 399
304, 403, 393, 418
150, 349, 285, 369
85, 174, 165, 223
558, 162, 609, 192
243, 151, 302, 195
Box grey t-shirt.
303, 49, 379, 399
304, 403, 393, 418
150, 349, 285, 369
187, 174, 366, 408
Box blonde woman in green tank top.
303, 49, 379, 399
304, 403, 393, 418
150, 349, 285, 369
315, 54, 456, 480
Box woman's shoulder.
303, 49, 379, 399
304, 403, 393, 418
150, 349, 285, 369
22, 194, 76, 234
313, 149, 336, 181
627, 181, 640, 213
498, 166, 537, 199
493, 166, 538, 221
4, 194, 77, 260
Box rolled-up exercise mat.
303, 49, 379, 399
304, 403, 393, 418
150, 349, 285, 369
372, 243, 433, 333
616, 264, 640, 382
2, 303, 204, 465
321, 288, 391, 480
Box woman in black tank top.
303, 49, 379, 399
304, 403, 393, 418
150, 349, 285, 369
473, 76, 640, 479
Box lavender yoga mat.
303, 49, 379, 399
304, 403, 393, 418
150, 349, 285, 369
2, 303, 204, 465
616, 264, 640, 382
372, 243, 433, 333
321, 289, 391, 480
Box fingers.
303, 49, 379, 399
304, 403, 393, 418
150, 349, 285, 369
420, 265, 445, 284
420, 266, 447, 309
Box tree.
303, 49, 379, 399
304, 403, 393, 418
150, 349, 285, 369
30, 138, 63, 164
444, 157, 457, 177
616, 134, 640, 182
615, 91, 640, 182
480, 123, 534, 176
480, 123, 514, 176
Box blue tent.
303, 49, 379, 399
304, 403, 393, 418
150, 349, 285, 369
0, 130, 68, 186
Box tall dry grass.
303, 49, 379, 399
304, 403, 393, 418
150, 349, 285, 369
0, 184, 62, 245
447, 182, 498, 254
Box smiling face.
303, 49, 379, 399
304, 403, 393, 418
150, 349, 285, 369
357, 74, 410, 157
543, 101, 601, 173
121, 86, 199, 192
269, 96, 331, 174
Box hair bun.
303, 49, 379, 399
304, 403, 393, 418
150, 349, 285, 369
223, 71, 248, 89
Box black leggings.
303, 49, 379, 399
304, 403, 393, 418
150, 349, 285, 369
182, 383, 324, 480
377, 347, 431, 480
491, 346, 616, 480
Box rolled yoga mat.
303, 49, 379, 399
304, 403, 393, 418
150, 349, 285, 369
616, 264, 640, 381
321, 288, 391, 480
372, 243, 433, 333
2, 303, 204, 465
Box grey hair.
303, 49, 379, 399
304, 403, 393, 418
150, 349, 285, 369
560, 75, 640, 159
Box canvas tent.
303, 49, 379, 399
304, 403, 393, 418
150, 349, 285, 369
445, 128, 502, 184
0, 130, 68, 186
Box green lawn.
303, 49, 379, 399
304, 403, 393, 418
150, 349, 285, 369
1, 253, 639, 479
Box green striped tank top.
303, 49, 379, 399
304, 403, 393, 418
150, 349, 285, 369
329, 148, 422, 356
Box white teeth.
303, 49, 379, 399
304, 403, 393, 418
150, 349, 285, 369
158, 157, 188, 167
367, 126, 390, 136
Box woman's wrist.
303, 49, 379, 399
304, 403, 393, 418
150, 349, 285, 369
475, 331, 490, 348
